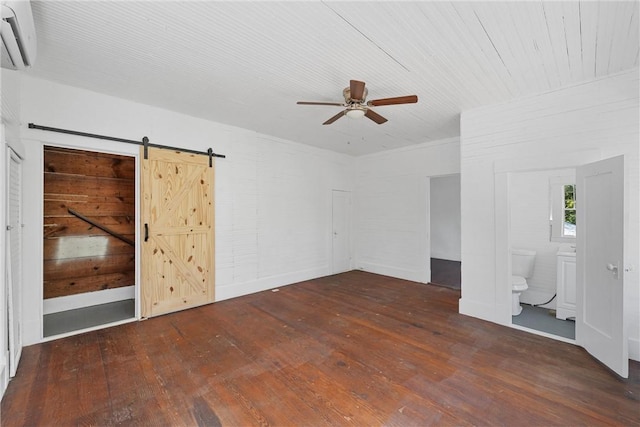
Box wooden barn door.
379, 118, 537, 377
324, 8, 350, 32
140, 147, 215, 318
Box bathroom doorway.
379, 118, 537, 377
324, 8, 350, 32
429, 174, 461, 290
508, 168, 576, 340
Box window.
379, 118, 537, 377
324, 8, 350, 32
550, 176, 576, 242
563, 184, 576, 237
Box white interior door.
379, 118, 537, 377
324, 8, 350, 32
332, 190, 351, 274
7, 147, 22, 377
576, 155, 627, 378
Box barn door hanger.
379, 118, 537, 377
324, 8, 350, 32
143, 136, 149, 160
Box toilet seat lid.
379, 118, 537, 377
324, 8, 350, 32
511, 275, 528, 291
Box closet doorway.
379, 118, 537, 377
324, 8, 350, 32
429, 174, 461, 290
43, 146, 136, 337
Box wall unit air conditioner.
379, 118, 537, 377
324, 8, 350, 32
1, 1, 36, 70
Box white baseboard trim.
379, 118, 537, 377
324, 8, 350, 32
0, 360, 7, 400
459, 297, 493, 322
357, 262, 426, 283
215, 266, 331, 302
43, 286, 135, 315
459, 298, 511, 325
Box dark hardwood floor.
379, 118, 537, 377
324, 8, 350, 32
2, 271, 639, 426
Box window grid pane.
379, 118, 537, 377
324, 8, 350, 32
562, 184, 576, 237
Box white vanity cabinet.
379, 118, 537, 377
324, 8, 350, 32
556, 251, 576, 320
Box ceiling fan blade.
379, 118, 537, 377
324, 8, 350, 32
365, 109, 388, 124
367, 95, 418, 107
323, 110, 346, 125
297, 101, 344, 106
350, 80, 366, 101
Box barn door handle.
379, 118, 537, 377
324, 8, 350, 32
144, 223, 149, 242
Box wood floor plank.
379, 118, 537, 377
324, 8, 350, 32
2, 271, 639, 426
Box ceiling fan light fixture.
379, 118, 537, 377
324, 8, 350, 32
345, 108, 366, 119
297, 80, 416, 125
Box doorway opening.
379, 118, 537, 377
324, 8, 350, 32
332, 190, 351, 274
429, 175, 461, 290
42, 146, 136, 337
498, 156, 627, 377
508, 168, 576, 340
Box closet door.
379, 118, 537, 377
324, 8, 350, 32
7, 147, 22, 377
576, 156, 626, 378
140, 147, 215, 318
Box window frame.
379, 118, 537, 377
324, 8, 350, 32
549, 175, 576, 242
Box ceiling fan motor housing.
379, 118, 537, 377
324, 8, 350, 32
343, 87, 368, 104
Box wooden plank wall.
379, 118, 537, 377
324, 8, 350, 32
43, 146, 135, 299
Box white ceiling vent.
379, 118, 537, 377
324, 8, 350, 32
1, 1, 36, 70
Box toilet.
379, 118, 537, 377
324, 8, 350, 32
511, 248, 536, 316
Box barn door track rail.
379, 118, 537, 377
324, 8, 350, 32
28, 123, 226, 166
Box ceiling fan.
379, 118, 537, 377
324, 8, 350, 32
297, 80, 418, 125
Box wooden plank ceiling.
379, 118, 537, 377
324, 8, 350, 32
28, 1, 639, 156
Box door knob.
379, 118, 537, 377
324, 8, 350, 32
606, 262, 619, 279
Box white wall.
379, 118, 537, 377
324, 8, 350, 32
430, 174, 461, 262
510, 169, 575, 307
0, 68, 22, 395
18, 75, 354, 346
460, 69, 640, 360
354, 138, 460, 283
0, 124, 7, 396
